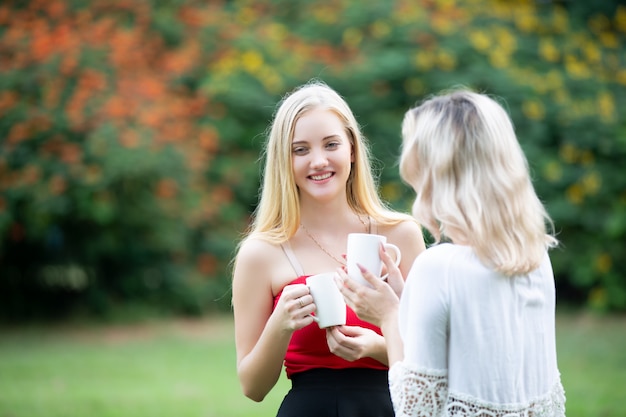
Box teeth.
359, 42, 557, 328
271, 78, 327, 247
311, 173, 332, 181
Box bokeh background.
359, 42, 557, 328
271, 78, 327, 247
1, 0, 625, 320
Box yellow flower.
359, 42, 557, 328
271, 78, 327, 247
553, 88, 569, 105
559, 143, 578, 164
539, 38, 560, 63
241, 50, 263, 74
414, 50, 434, 71
237, 6, 257, 25
213, 52, 239, 74
437, 50, 457, 71
552, 5, 569, 33
259, 68, 283, 94
599, 32, 619, 48
581, 171, 601, 195
515, 9, 538, 33
580, 150, 595, 166
343, 28, 362, 48
469, 30, 491, 52
617, 69, 626, 85
381, 182, 401, 202
266, 23, 288, 42
312, 5, 338, 24
565, 55, 591, 79
432, 14, 456, 35
583, 41, 602, 63
545, 70, 563, 90
489, 50, 509, 69
595, 253, 612, 274
566, 183, 584, 205
495, 27, 516, 53
371, 20, 391, 39
543, 161, 562, 183
589, 14, 610, 34
598, 91, 616, 123
522, 99, 545, 121
589, 287, 607, 310
616, 5, 626, 32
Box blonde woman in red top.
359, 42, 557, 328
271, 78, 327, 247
232, 80, 425, 416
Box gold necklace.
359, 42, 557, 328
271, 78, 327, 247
300, 215, 369, 266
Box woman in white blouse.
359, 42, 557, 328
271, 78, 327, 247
338, 89, 566, 417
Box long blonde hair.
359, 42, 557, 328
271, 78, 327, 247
400, 88, 557, 276
247, 80, 413, 244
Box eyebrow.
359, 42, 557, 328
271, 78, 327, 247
292, 134, 343, 144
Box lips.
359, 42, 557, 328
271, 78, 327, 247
309, 172, 333, 181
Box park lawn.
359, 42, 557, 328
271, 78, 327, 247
0, 311, 624, 417
0, 316, 288, 417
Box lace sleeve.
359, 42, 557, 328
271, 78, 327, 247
388, 361, 448, 417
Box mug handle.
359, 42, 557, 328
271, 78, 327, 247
380, 243, 401, 280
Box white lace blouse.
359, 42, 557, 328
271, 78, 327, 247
390, 243, 566, 417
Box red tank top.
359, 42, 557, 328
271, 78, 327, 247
273, 275, 388, 379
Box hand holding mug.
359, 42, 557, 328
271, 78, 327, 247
346, 233, 401, 287
337, 246, 402, 328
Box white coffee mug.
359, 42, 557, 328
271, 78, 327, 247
306, 272, 347, 329
346, 233, 402, 287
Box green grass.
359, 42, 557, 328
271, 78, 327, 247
0, 316, 289, 417
555, 312, 626, 417
0, 311, 624, 417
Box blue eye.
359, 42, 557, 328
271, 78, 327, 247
293, 146, 308, 155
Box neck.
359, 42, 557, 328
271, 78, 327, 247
300, 201, 359, 230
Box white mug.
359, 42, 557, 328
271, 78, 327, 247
306, 272, 347, 328
346, 233, 401, 287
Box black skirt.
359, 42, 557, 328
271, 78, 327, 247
276, 368, 394, 417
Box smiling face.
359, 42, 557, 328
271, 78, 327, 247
291, 107, 354, 204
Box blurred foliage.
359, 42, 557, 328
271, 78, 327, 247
0, 0, 624, 320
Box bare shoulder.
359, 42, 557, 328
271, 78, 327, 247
382, 219, 424, 246
379, 219, 426, 276
233, 236, 296, 297
234, 237, 282, 275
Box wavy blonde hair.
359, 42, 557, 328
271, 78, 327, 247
247, 80, 413, 244
400, 88, 557, 276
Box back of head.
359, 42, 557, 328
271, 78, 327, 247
400, 89, 557, 275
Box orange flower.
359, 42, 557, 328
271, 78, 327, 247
60, 143, 83, 164
196, 253, 217, 276
49, 175, 67, 196
199, 127, 219, 153
0, 91, 18, 114
7, 122, 30, 144
156, 178, 178, 199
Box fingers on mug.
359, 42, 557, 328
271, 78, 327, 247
346, 233, 402, 285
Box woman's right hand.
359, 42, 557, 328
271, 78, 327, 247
273, 283, 317, 332
337, 261, 400, 329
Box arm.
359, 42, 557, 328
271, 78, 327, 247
232, 239, 315, 401
329, 220, 425, 364
337, 254, 404, 366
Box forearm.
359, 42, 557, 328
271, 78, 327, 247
380, 308, 403, 366
367, 333, 390, 366
237, 316, 293, 402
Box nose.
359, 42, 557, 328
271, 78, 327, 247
310, 149, 329, 169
